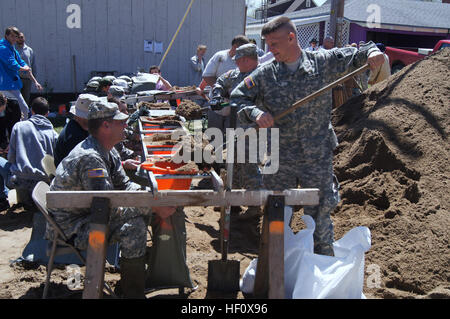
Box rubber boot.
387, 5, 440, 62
119, 256, 146, 299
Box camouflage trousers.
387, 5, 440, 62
262, 150, 340, 256
73, 207, 150, 259
232, 162, 263, 190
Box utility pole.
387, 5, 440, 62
329, 0, 345, 47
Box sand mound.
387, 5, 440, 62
330, 48, 450, 298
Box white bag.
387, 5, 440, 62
291, 213, 371, 299
240, 206, 371, 299
240, 258, 258, 294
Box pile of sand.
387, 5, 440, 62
329, 48, 449, 298
176, 100, 204, 120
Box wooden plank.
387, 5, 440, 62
267, 195, 285, 299
47, 189, 319, 209
82, 197, 110, 299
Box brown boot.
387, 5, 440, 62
119, 256, 146, 299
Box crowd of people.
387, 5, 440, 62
0, 18, 391, 298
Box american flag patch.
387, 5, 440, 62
87, 168, 105, 178
244, 76, 256, 89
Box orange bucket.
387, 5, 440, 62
141, 161, 196, 190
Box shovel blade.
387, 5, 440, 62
207, 260, 240, 292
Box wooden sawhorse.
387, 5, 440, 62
46, 188, 319, 299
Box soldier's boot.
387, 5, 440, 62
238, 206, 262, 221
119, 256, 146, 299
314, 242, 335, 257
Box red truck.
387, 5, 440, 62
385, 39, 450, 73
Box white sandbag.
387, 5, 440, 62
239, 206, 371, 299
284, 207, 315, 298
292, 221, 371, 299
130, 73, 159, 93
240, 258, 258, 294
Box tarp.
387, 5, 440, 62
19, 211, 119, 267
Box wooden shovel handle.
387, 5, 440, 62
272, 64, 370, 122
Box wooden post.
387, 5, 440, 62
82, 197, 110, 299
329, 0, 338, 41
267, 195, 285, 299
329, 0, 345, 47
253, 195, 285, 299
253, 211, 269, 298
336, 0, 346, 48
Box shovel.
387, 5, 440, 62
207, 108, 240, 293
213, 64, 371, 155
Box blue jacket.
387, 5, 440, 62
0, 38, 27, 90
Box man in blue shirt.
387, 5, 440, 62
0, 26, 36, 121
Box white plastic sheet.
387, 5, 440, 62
240, 206, 371, 299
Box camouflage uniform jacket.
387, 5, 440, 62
212, 68, 253, 99
47, 135, 143, 240
231, 42, 380, 158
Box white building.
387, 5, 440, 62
0, 0, 246, 93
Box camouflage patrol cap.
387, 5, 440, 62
88, 101, 129, 120
233, 43, 258, 61
86, 80, 99, 89
99, 77, 114, 87
108, 85, 125, 97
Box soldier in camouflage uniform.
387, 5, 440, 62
230, 16, 384, 256
48, 101, 175, 298
210, 44, 263, 219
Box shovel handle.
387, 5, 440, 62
273, 64, 370, 121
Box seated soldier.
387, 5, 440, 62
48, 100, 175, 298
0, 97, 58, 210
54, 94, 100, 168
107, 96, 140, 171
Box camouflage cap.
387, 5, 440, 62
88, 101, 129, 121
233, 43, 258, 61
86, 80, 99, 89
108, 85, 125, 97
99, 78, 114, 87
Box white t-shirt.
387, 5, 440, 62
202, 49, 237, 79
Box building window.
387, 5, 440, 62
306, 0, 312, 7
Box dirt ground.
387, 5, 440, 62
0, 49, 449, 300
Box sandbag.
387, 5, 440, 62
290, 213, 371, 299
145, 207, 195, 290
130, 73, 159, 94
240, 207, 371, 299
